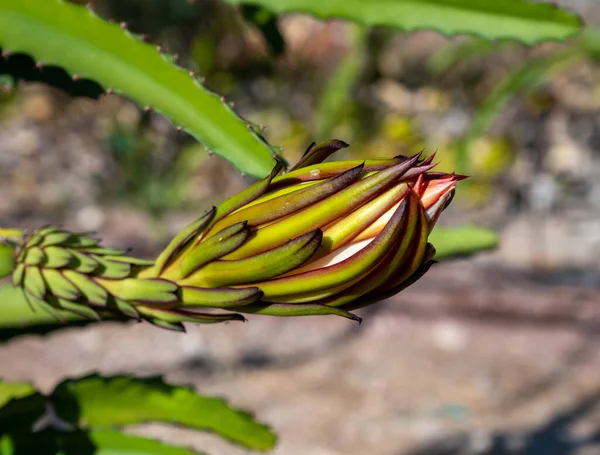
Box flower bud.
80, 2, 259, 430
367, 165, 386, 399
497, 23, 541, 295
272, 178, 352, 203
143, 140, 463, 323
12, 141, 463, 329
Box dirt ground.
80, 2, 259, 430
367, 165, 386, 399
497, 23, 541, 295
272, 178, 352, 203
1, 242, 599, 455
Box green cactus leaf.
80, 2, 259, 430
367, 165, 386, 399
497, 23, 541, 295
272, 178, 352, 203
51, 375, 277, 451
0, 381, 35, 409
225, 0, 582, 44
3, 430, 205, 455
0, 0, 277, 177
429, 225, 498, 259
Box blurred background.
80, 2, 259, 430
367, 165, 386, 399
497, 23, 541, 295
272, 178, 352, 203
1, 0, 599, 454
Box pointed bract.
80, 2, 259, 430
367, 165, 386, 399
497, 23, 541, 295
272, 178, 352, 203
12, 141, 462, 329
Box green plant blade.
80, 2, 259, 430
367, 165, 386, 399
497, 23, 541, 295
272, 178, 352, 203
224, 0, 582, 44
51, 375, 276, 452
0, 382, 35, 408
1, 430, 205, 455
0, 0, 277, 177
429, 225, 498, 260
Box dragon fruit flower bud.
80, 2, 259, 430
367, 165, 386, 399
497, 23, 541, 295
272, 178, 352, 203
12, 141, 463, 329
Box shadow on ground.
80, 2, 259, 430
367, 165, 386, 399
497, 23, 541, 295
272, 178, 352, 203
403, 391, 600, 455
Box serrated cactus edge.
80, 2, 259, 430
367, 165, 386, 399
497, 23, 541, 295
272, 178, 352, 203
0, 0, 278, 178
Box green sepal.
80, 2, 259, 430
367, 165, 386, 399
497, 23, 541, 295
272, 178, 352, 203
190, 229, 323, 287
320, 182, 409, 256
317, 190, 421, 307
109, 297, 141, 320
180, 285, 263, 308
12, 263, 24, 287
25, 228, 53, 248
79, 247, 127, 256
210, 163, 364, 232
40, 231, 73, 246
23, 266, 46, 300
174, 222, 249, 280
69, 250, 99, 273
289, 139, 349, 171
42, 268, 81, 300
42, 246, 73, 268
34, 226, 60, 236
65, 234, 99, 248
231, 301, 361, 322
137, 306, 246, 326
208, 159, 284, 231
91, 256, 132, 279
253, 198, 409, 300
226, 154, 420, 259
146, 318, 186, 332
270, 158, 434, 191
103, 256, 154, 266
108, 278, 178, 304
270, 158, 396, 190
23, 246, 45, 265
380, 198, 429, 292
56, 298, 101, 320
63, 270, 108, 305
152, 207, 216, 276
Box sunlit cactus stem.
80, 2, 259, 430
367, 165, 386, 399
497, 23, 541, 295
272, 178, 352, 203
9, 140, 464, 331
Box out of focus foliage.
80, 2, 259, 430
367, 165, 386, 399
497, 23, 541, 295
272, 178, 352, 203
0, 375, 276, 455
0, 0, 591, 454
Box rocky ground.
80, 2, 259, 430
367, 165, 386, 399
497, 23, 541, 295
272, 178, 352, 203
1, 239, 599, 455
2, 12, 600, 451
